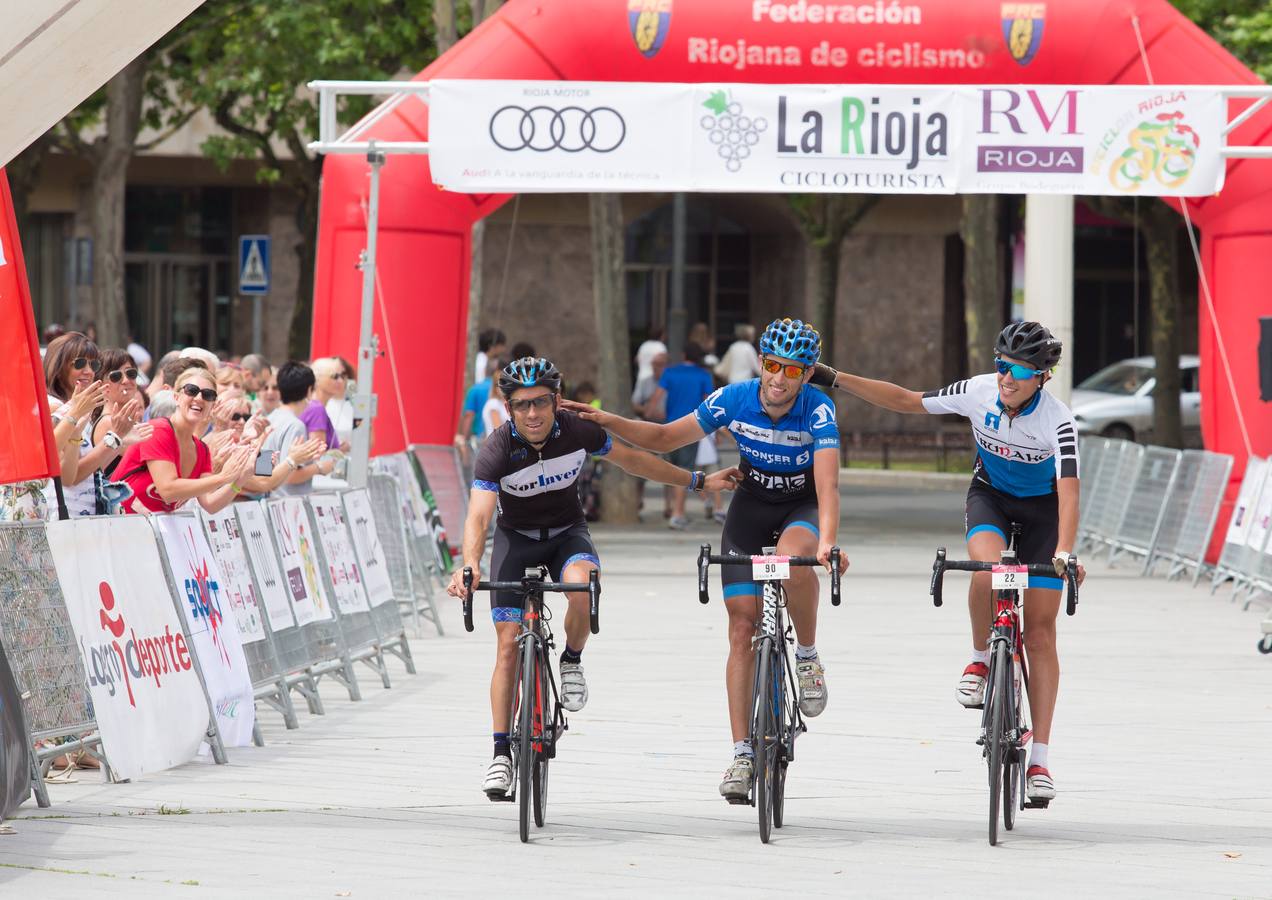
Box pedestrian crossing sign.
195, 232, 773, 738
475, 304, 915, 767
238, 235, 271, 295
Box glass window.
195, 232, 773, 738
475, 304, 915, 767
125, 186, 232, 255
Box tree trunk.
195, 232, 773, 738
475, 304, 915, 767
960, 194, 1004, 374
471, 0, 503, 24
465, 218, 485, 391
1143, 203, 1182, 448
89, 58, 146, 346
435, 0, 459, 53
7, 132, 54, 247
287, 170, 321, 360
804, 236, 838, 365
588, 193, 640, 524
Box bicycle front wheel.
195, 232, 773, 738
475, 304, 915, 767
753, 646, 776, 844
772, 654, 789, 829
517, 639, 536, 843
532, 663, 550, 828
986, 643, 1010, 847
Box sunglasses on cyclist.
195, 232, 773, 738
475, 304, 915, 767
180, 383, 218, 403
762, 357, 808, 379
230, 412, 252, 423
106, 368, 139, 383
994, 358, 1047, 380
508, 394, 555, 414
71, 356, 102, 374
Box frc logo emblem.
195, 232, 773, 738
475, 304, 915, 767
1001, 3, 1045, 66
628, 0, 672, 58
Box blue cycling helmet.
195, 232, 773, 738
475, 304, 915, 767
759, 318, 822, 366
499, 356, 562, 396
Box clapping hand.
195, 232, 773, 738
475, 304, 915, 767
290, 436, 326, 467
111, 397, 144, 438
64, 381, 106, 423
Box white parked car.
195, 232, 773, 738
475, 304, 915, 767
1070, 355, 1201, 443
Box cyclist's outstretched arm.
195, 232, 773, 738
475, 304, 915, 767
601, 439, 742, 491
559, 401, 705, 452
815, 368, 925, 414
448, 488, 497, 596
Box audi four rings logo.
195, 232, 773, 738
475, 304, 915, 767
489, 105, 626, 153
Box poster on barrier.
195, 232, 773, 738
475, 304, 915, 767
268, 497, 332, 626
1243, 461, 1272, 552
233, 502, 297, 633
411, 446, 463, 561
377, 454, 430, 539
45, 517, 210, 781
343, 488, 395, 608
200, 508, 266, 644
308, 495, 372, 616
152, 516, 256, 748
1226, 457, 1267, 546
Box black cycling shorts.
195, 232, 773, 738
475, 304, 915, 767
964, 479, 1063, 590
718, 488, 820, 600
488, 522, 599, 622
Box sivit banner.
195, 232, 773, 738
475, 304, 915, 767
268, 497, 334, 626
429, 80, 1227, 197
234, 501, 297, 632
45, 517, 209, 781
153, 516, 256, 748
343, 489, 396, 608
200, 508, 266, 644
308, 494, 372, 616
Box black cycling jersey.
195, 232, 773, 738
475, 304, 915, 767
472, 409, 612, 531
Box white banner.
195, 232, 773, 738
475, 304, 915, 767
200, 508, 266, 644
1225, 457, 1267, 546
267, 497, 334, 626
153, 516, 256, 748
308, 494, 372, 616
343, 488, 396, 608
1243, 462, 1272, 552
376, 454, 431, 539
45, 517, 209, 781
430, 80, 1227, 197
233, 501, 297, 633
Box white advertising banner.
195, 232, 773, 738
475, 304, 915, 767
308, 494, 372, 616
1225, 456, 1267, 546
343, 488, 396, 608
233, 501, 297, 633
376, 454, 430, 539
267, 497, 334, 626
429, 80, 1227, 197
45, 517, 210, 781
153, 516, 256, 748
1243, 460, 1272, 552
200, 508, 266, 644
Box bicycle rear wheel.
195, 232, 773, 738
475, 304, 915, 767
517, 640, 536, 843
986, 643, 1009, 847
753, 647, 776, 844
532, 663, 550, 828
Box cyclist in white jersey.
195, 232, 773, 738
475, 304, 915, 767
810, 321, 1085, 804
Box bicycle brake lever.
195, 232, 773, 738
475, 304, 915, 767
588, 568, 601, 635
697, 543, 711, 604
1065, 557, 1079, 616
930, 548, 946, 608
462, 567, 474, 633
830, 546, 842, 606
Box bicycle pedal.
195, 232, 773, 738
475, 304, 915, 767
724, 795, 750, 806
486, 790, 515, 803
1024, 799, 1050, 810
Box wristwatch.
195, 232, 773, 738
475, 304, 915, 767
690, 470, 706, 492
103, 431, 122, 450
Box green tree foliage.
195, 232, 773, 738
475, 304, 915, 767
1173, 1, 1272, 81
166, 0, 437, 356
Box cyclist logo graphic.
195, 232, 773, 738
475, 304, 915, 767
1109, 111, 1200, 193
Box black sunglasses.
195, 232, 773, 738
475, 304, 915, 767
106, 368, 139, 383
180, 383, 218, 403
71, 356, 102, 374
230, 412, 252, 423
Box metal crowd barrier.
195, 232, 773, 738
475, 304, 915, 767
0, 522, 109, 808
1145, 450, 1234, 585
1107, 446, 1182, 567
371, 454, 446, 635
367, 473, 428, 634
409, 443, 467, 557
1210, 457, 1269, 597
342, 487, 416, 677
1079, 439, 1145, 556
1076, 436, 1111, 536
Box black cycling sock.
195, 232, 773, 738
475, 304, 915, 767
560, 646, 582, 665
493, 732, 510, 759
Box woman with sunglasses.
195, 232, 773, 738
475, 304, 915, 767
115, 368, 257, 515
307, 358, 349, 452
809, 320, 1085, 806
92, 350, 151, 477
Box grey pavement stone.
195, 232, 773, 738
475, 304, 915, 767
3, 485, 1271, 897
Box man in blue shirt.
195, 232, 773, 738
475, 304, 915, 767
453, 359, 500, 464
651, 343, 715, 529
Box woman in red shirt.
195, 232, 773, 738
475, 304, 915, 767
117, 368, 256, 514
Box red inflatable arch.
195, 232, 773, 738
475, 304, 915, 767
312, 0, 1271, 476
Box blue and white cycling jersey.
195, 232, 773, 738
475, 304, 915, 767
695, 379, 839, 501
921, 373, 1079, 498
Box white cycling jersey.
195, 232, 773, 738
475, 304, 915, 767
921, 373, 1079, 497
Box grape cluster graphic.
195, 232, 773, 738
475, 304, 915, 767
699, 90, 767, 173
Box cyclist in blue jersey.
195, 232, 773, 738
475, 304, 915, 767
562, 318, 843, 803
810, 321, 1085, 804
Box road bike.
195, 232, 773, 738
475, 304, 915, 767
462, 565, 600, 843
929, 526, 1079, 846
697, 543, 841, 844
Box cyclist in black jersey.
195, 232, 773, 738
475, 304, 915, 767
446, 357, 742, 799
562, 319, 843, 803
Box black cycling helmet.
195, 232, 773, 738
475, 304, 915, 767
499, 356, 562, 396
995, 321, 1062, 371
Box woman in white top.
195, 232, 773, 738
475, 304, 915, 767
714, 323, 761, 384
483, 381, 510, 434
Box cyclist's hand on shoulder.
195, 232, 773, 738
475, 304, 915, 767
705, 466, 744, 492
817, 540, 845, 575
558, 398, 607, 423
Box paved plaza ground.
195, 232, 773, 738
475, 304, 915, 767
3, 482, 1271, 897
